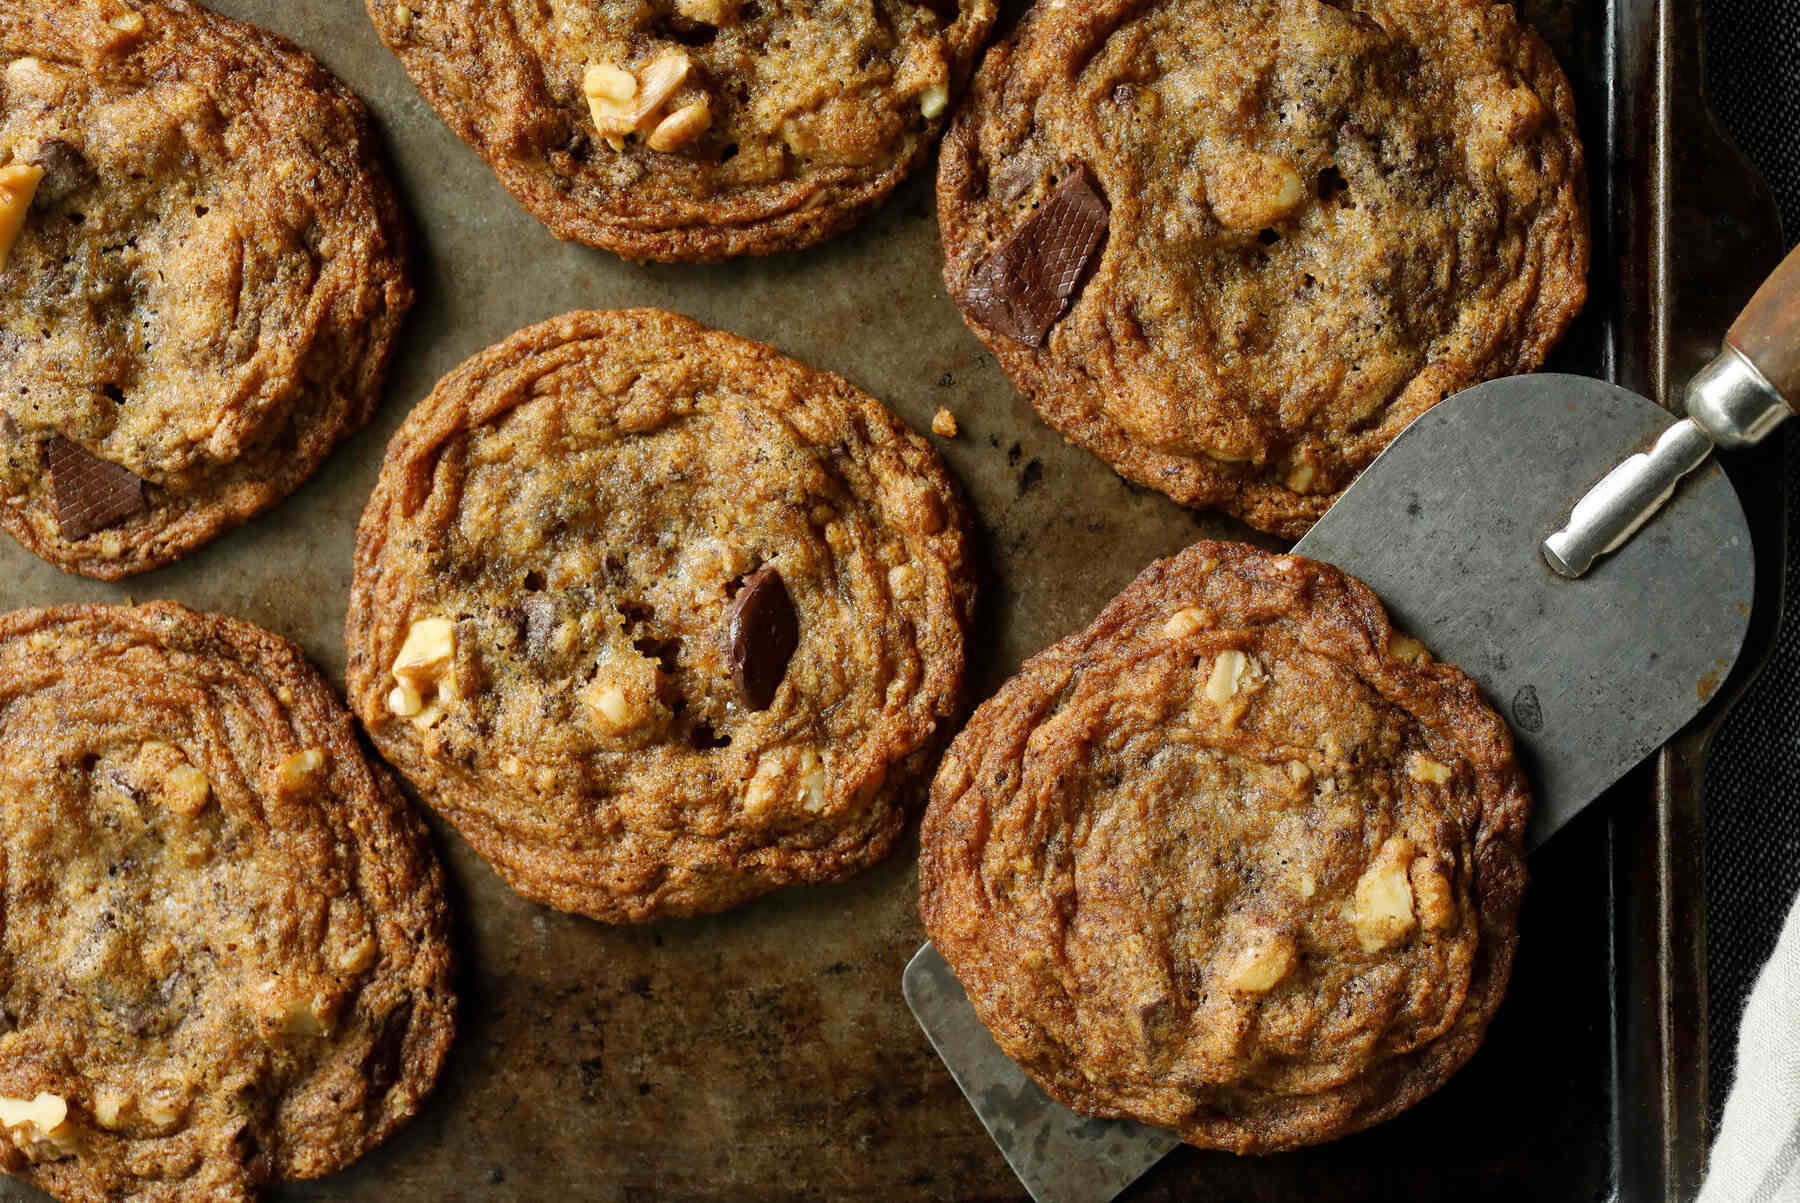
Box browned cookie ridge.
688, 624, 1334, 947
920, 542, 1530, 1153
0, 0, 412, 578
366, 0, 997, 261
0, 603, 455, 1203
939, 0, 1589, 536
347, 309, 974, 923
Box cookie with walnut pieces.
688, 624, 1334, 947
365, 0, 997, 261
920, 542, 1531, 1153
0, 602, 455, 1203
938, 0, 1589, 536
346, 309, 974, 923
0, 0, 412, 579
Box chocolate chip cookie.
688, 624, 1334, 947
0, 0, 412, 579
366, 0, 996, 261
0, 603, 455, 1202
920, 542, 1530, 1152
346, 309, 974, 923
939, 0, 1589, 536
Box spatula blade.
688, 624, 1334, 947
1293, 373, 1753, 846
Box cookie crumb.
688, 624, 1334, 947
932, 407, 959, 438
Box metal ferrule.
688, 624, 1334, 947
1687, 343, 1790, 448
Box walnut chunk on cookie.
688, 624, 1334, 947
921, 542, 1530, 1153
347, 309, 974, 923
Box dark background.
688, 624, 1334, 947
1700, 0, 1800, 1126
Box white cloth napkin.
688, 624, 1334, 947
1702, 888, 1800, 1203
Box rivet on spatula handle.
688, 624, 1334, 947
1543, 242, 1800, 578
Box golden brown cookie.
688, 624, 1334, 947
938, 0, 1589, 536
0, 0, 412, 578
346, 309, 974, 923
0, 603, 455, 1202
920, 542, 1530, 1153
366, 0, 996, 261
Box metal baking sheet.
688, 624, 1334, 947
0, 0, 1782, 1199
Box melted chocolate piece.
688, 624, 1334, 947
962, 164, 1110, 347
29, 140, 97, 210
45, 436, 147, 541
727, 567, 799, 711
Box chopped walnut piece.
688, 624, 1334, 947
646, 99, 713, 152
393, 617, 453, 680
1223, 929, 1296, 993
90, 1088, 130, 1130
743, 746, 828, 817
1162, 607, 1205, 639
1408, 753, 1452, 784
1203, 649, 1264, 705
138, 1086, 186, 1131
163, 764, 211, 817
0, 164, 46, 269
1351, 836, 1418, 952
389, 618, 455, 728
276, 747, 327, 796
255, 979, 327, 1036
388, 678, 423, 718
676, 0, 740, 23
0, 1093, 77, 1160
584, 62, 635, 104
797, 748, 827, 813
1204, 650, 1247, 702
134, 742, 212, 816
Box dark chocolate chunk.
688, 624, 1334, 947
28, 140, 97, 210
0, 412, 17, 440
962, 164, 1110, 347
45, 435, 147, 541
727, 567, 799, 711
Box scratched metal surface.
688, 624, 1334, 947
0, 0, 1707, 1199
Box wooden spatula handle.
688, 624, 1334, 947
1727, 242, 1800, 411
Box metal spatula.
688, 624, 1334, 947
905, 245, 1800, 1203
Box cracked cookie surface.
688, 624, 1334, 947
366, 0, 996, 261
938, 0, 1589, 536
0, 603, 454, 1203
0, 0, 411, 578
347, 309, 974, 923
920, 542, 1530, 1152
